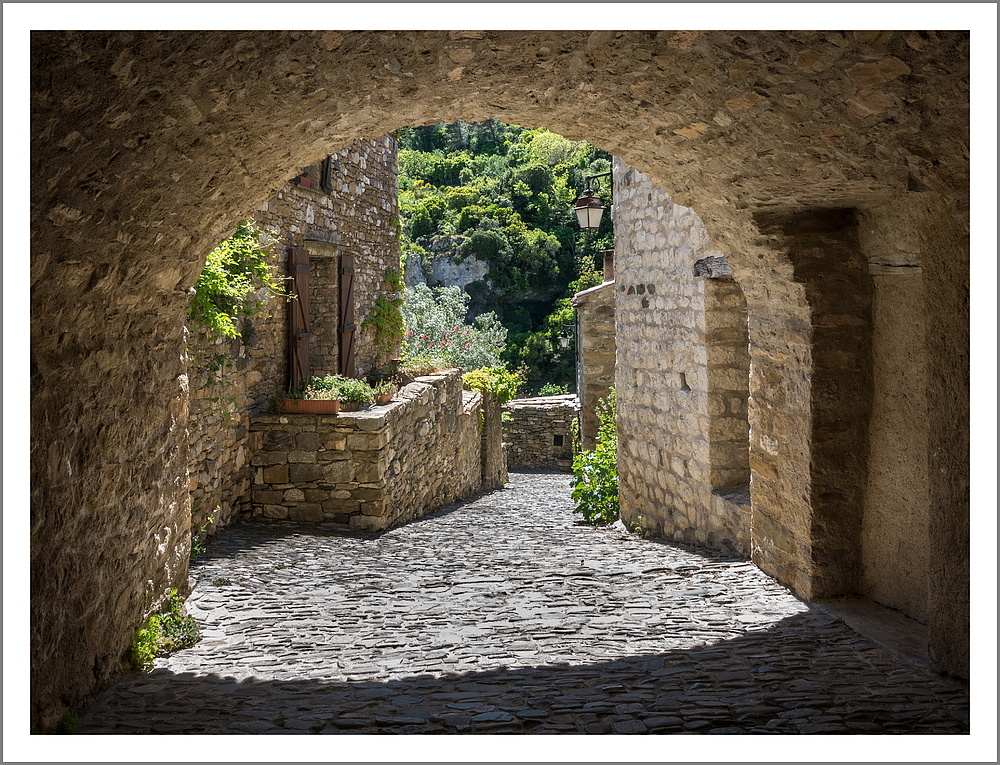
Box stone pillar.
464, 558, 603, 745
573, 281, 617, 451
479, 390, 507, 490
704, 276, 751, 491
858, 196, 969, 677
755, 208, 874, 599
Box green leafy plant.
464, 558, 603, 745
322, 375, 374, 404
56, 711, 79, 735
373, 379, 396, 396
401, 284, 507, 371
462, 366, 525, 405
397, 353, 452, 378
571, 389, 619, 525
188, 220, 288, 342
128, 590, 201, 672
300, 375, 344, 400
538, 382, 570, 396
362, 268, 406, 358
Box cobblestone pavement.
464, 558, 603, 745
78, 472, 969, 735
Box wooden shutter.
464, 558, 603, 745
339, 253, 356, 377
288, 245, 310, 390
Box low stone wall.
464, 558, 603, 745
503, 395, 580, 471
249, 371, 494, 531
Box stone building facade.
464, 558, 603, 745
503, 395, 580, 470
29, 31, 971, 730
184, 137, 401, 534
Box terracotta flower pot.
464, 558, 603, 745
277, 398, 340, 414
340, 401, 365, 412
375, 391, 394, 405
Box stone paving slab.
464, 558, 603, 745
77, 472, 969, 735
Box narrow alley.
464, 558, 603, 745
78, 472, 969, 735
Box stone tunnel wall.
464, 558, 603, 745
248, 371, 487, 531
28, 30, 970, 729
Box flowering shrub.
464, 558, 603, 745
401, 284, 507, 371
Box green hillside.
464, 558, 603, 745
397, 120, 614, 393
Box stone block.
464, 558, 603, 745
283, 488, 305, 502
287, 450, 317, 463
353, 461, 385, 484
289, 464, 323, 483
289, 504, 324, 522
347, 432, 389, 450
349, 515, 383, 531
323, 461, 355, 483
262, 505, 289, 520
295, 431, 320, 450
361, 500, 387, 517
262, 464, 288, 484
262, 430, 292, 449
252, 451, 288, 466
253, 489, 285, 504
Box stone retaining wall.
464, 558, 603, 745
503, 396, 580, 471
249, 371, 495, 531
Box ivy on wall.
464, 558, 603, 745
188, 219, 288, 343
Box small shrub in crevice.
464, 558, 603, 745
570, 388, 619, 525
190, 512, 216, 560
128, 590, 201, 672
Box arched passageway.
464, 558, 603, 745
29, 30, 969, 730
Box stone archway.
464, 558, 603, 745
29, 30, 969, 729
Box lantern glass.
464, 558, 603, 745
574, 191, 605, 230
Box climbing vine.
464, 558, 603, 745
362, 268, 405, 357
188, 219, 288, 342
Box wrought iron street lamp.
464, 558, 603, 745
574, 189, 605, 230
573, 171, 613, 231
558, 324, 575, 349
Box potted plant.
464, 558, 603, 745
275, 375, 341, 414
332, 376, 375, 412
373, 379, 396, 406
